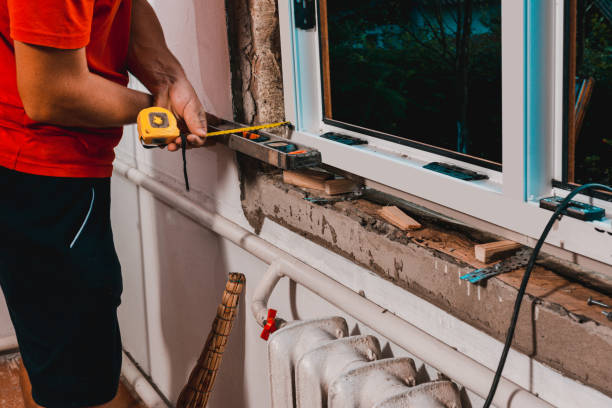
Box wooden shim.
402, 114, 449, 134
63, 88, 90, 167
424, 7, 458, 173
474, 240, 521, 263
283, 170, 332, 191
378, 206, 422, 231
324, 178, 358, 195
295, 168, 334, 181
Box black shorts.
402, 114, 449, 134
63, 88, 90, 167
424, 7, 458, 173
0, 166, 123, 408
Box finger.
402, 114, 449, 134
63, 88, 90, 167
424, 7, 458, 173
186, 133, 205, 146
168, 135, 199, 151
183, 98, 207, 138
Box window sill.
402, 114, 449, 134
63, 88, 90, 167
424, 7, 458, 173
288, 129, 612, 268
238, 167, 612, 398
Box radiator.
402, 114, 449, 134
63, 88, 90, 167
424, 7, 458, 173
269, 317, 462, 408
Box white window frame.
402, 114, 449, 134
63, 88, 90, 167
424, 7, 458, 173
551, 1, 611, 210
278, 0, 612, 268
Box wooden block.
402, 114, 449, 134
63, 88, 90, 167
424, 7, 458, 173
474, 240, 521, 263
297, 168, 334, 181
378, 206, 422, 231
324, 178, 358, 195
283, 170, 332, 191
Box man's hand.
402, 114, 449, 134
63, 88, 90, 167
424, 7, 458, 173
154, 77, 212, 152
127, 0, 220, 152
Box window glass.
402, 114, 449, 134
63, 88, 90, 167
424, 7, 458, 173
565, 0, 612, 187
320, 0, 502, 166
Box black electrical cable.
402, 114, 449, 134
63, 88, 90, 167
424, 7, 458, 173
483, 183, 612, 408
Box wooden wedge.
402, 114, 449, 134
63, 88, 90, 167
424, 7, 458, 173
474, 240, 521, 263
378, 206, 422, 231
324, 178, 358, 195
283, 169, 332, 191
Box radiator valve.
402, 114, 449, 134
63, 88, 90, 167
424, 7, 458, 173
261, 309, 278, 340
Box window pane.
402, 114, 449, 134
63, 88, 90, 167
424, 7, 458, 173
320, 0, 502, 165
566, 0, 612, 187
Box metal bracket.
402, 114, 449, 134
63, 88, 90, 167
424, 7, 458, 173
461, 248, 533, 283
423, 162, 488, 181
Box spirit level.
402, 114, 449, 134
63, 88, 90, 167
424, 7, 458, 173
136, 107, 321, 170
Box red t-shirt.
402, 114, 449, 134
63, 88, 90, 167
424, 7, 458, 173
0, 0, 132, 178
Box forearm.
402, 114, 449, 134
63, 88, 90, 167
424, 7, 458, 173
127, 0, 185, 95
15, 40, 153, 128
29, 72, 153, 128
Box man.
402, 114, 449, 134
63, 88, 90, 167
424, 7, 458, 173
0, 0, 211, 406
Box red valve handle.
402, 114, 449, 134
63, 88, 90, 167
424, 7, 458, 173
260, 309, 278, 340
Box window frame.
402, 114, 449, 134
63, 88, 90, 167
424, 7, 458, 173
316, 0, 504, 171
552, 0, 612, 202
278, 0, 612, 268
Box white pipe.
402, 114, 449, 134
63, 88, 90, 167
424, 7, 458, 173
251, 261, 284, 326
113, 161, 554, 408
0, 335, 18, 353
121, 352, 168, 408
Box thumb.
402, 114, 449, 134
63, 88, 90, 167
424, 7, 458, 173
183, 99, 207, 137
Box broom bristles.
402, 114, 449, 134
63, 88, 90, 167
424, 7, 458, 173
176, 272, 246, 408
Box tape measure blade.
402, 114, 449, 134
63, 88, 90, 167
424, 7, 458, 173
206, 121, 290, 137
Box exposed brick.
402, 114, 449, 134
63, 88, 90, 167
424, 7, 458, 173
226, 0, 284, 124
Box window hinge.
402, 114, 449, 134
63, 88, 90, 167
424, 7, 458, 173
423, 162, 488, 181
294, 0, 316, 30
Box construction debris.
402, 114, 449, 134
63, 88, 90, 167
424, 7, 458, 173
283, 169, 333, 190
474, 240, 521, 263
378, 206, 422, 231
324, 178, 359, 195
283, 170, 359, 195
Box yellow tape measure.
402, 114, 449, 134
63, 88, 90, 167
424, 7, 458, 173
137, 107, 291, 146
206, 121, 291, 137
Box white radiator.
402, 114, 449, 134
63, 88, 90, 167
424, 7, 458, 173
268, 317, 462, 408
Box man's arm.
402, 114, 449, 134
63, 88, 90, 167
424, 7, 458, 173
127, 0, 213, 151
14, 43, 153, 128
14, 0, 211, 151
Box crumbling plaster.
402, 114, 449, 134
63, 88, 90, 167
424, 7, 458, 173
241, 173, 612, 397
224, 0, 612, 399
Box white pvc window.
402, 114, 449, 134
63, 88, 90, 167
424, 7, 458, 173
278, 0, 612, 268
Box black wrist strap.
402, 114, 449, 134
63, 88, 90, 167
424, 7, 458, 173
141, 137, 190, 191
180, 133, 190, 191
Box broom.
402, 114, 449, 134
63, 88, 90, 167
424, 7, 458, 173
176, 272, 246, 408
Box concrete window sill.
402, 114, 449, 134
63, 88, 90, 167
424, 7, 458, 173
239, 165, 612, 398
